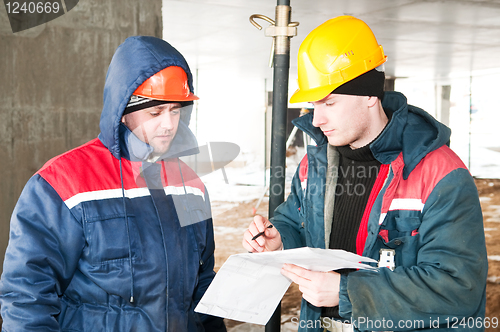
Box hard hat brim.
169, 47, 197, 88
290, 85, 334, 104
133, 91, 199, 102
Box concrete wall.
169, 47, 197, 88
0, 0, 162, 275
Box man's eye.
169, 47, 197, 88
150, 112, 160, 116
325, 102, 334, 107
171, 109, 180, 115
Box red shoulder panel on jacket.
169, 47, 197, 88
385, 145, 468, 211
38, 139, 205, 204
37, 139, 123, 201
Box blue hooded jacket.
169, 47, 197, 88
0, 36, 226, 332
273, 92, 487, 331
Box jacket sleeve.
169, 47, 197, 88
339, 169, 488, 330
192, 190, 226, 332
271, 165, 307, 249
0, 175, 85, 332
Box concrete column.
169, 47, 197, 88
0, 0, 162, 274
384, 77, 395, 92
436, 85, 451, 126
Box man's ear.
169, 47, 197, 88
367, 96, 379, 108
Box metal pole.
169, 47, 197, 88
264, 78, 268, 187
249, 3, 297, 330
267, 1, 292, 331
468, 75, 473, 171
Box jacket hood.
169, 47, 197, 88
292, 91, 451, 179
98, 36, 198, 160
371, 91, 451, 179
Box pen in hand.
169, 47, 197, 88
252, 224, 273, 241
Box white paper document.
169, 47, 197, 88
195, 247, 377, 325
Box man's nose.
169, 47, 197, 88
159, 112, 174, 130
311, 106, 325, 128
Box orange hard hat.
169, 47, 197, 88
133, 66, 199, 101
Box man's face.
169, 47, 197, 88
121, 102, 182, 157
311, 93, 372, 149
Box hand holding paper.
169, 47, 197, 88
281, 263, 341, 307
195, 247, 377, 325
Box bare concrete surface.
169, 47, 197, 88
0, 0, 162, 275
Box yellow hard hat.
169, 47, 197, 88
290, 15, 387, 103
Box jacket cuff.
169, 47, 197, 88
338, 273, 352, 319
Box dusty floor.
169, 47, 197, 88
212, 178, 500, 331
477, 178, 500, 330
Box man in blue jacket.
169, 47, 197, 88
0, 36, 226, 331
243, 16, 487, 331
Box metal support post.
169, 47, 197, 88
250, 1, 298, 331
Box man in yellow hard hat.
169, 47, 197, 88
243, 16, 487, 331
0, 36, 226, 331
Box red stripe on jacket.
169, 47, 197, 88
356, 164, 390, 255
299, 154, 308, 184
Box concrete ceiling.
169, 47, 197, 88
162, 0, 500, 83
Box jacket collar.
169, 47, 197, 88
117, 120, 199, 162
292, 91, 451, 180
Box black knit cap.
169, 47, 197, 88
332, 68, 385, 99
123, 95, 191, 115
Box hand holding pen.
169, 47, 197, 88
242, 215, 283, 253
251, 224, 273, 241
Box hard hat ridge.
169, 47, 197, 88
133, 66, 199, 102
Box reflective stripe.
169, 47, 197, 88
65, 186, 204, 209
379, 212, 387, 225
164, 186, 204, 199
388, 198, 424, 211
301, 179, 308, 190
